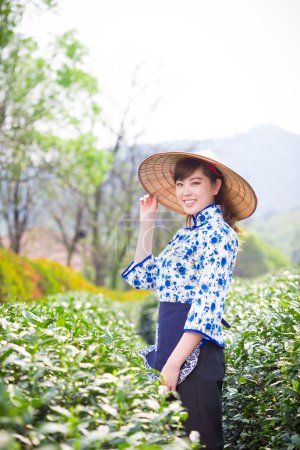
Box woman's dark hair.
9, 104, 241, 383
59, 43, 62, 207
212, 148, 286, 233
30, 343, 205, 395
173, 157, 242, 234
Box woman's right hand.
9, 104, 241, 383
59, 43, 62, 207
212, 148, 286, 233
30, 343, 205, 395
140, 193, 159, 223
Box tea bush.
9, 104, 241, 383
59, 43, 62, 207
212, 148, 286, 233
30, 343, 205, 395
0, 292, 198, 450
1, 265, 299, 449
130, 269, 300, 449
223, 269, 300, 450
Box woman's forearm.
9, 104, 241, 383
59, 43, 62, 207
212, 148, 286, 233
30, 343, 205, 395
134, 221, 155, 265
167, 332, 204, 368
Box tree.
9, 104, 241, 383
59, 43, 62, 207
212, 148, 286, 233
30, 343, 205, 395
39, 30, 113, 267
0, 24, 112, 258
0, 0, 56, 50
0, 1, 166, 287
85, 62, 164, 287
0, 0, 56, 252
0, 35, 55, 253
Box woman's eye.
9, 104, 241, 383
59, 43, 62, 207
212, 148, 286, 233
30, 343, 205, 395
176, 182, 199, 187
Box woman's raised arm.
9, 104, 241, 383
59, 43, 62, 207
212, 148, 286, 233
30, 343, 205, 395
134, 193, 158, 264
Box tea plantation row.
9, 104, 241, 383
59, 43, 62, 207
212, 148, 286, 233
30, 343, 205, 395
0, 293, 195, 450
0, 269, 299, 449
129, 269, 300, 450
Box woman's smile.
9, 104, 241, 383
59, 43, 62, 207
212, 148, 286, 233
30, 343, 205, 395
183, 200, 197, 207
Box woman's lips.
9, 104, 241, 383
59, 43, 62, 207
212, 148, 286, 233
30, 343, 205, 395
183, 200, 196, 207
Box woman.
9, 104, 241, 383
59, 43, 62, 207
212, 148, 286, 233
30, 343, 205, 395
121, 149, 257, 450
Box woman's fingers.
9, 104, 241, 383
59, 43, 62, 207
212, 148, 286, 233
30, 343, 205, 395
140, 193, 149, 202
160, 376, 174, 392
140, 193, 158, 204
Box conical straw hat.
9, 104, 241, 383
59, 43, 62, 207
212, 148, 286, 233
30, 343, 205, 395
138, 149, 258, 220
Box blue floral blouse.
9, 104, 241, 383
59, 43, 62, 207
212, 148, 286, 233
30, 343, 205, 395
121, 203, 239, 349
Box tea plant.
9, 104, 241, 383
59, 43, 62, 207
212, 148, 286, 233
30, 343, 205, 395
223, 270, 300, 449
130, 269, 300, 449
0, 292, 199, 449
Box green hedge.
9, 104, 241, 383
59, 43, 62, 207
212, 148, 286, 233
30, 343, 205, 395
223, 269, 300, 449
1, 267, 299, 449
132, 269, 300, 449
0, 292, 201, 449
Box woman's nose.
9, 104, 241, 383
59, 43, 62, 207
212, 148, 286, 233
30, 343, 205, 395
182, 185, 193, 196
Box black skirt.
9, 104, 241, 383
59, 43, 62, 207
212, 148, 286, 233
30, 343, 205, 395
175, 341, 226, 450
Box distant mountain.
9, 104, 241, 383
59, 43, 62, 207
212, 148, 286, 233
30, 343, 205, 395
133, 124, 300, 224
2, 124, 299, 251
214, 125, 300, 223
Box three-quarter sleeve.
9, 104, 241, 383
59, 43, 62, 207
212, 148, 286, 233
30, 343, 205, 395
183, 230, 238, 344
121, 253, 158, 290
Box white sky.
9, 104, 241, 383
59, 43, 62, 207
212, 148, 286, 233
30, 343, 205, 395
21, 0, 300, 146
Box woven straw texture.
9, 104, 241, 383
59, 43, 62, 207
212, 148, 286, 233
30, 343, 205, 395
138, 150, 257, 220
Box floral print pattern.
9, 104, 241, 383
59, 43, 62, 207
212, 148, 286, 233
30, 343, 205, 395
121, 203, 239, 347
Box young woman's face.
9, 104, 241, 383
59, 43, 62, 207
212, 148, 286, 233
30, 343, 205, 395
175, 166, 222, 216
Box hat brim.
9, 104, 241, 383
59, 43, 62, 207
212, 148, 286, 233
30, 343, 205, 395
138, 151, 258, 221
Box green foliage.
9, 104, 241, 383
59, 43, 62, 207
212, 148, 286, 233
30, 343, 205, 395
0, 247, 154, 305
0, 292, 196, 449
96, 285, 151, 303
0, 248, 97, 303
56, 29, 89, 65
0, 27, 111, 191
249, 209, 300, 265
0, 9, 113, 259
235, 230, 291, 278
133, 269, 300, 449
136, 294, 159, 345
0, 248, 38, 300
29, 258, 98, 296
0, 0, 57, 49
223, 269, 300, 449
1, 35, 52, 145
1, 256, 298, 448
36, 131, 113, 195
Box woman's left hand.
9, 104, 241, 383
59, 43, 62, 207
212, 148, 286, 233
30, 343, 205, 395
160, 360, 180, 391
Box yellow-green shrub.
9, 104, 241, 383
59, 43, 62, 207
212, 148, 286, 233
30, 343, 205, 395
0, 248, 41, 301
99, 285, 152, 302
29, 258, 98, 296
0, 248, 152, 304
0, 248, 97, 302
